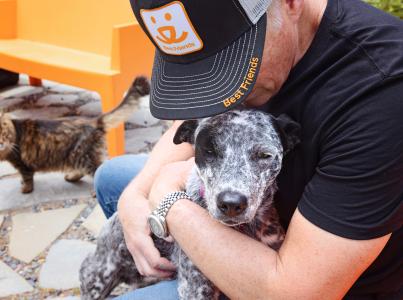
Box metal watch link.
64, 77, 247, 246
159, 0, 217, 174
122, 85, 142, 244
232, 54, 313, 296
148, 191, 192, 239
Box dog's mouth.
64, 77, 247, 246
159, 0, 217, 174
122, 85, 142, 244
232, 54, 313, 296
218, 215, 253, 227
221, 219, 242, 226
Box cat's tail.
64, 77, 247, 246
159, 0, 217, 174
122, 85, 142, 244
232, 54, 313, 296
99, 76, 150, 131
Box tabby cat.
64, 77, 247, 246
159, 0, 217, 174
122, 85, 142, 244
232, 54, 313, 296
0, 77, 149, 193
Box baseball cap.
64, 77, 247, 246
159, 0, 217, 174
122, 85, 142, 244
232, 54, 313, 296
130, 0, 270, 120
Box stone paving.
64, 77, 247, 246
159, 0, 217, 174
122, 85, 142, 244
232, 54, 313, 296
0, 75, 166, 299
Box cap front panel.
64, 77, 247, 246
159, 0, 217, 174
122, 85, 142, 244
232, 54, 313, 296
149, 15, 267, 119
129, 0, 269, 119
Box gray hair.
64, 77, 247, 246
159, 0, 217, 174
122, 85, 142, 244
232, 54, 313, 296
267, 0, 282, 29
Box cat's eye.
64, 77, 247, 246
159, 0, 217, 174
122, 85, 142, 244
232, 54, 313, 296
257, 152, 273, 159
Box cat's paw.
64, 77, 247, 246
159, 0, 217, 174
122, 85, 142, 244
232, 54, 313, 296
65, 172, 84, 182
21, 183, 33, 194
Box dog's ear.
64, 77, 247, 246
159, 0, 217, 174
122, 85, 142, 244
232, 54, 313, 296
273, 114, 301, 154
173, 120, 198, 145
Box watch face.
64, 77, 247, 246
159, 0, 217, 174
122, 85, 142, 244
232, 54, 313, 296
148, 215, 165, 238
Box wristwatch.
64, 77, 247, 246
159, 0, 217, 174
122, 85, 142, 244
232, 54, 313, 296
148, 191, 192, 239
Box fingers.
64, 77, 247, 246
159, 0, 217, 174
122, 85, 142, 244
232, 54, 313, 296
140, 237, 177, 271
163, 235, 175, 243
135, 254, 174, 278
153, 257, 177, 272
129, 235, 176, 278
143, 265, 174, 278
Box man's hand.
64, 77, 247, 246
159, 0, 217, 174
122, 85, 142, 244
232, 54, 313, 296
117, 189, 176, 278
117, 158, 194, 278
149, 159, 195, 211
115, 120, 194, 279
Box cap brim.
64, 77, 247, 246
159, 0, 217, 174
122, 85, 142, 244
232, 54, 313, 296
150, 14, 267, 120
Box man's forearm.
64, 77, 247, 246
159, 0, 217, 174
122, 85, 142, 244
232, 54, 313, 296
125, 121, 194, 197
167, 199, 280, 300
165, 197, 390, 300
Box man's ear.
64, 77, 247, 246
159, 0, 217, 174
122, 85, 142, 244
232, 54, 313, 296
283, 0, 304, 24
273, 114, 301, 154
173, 120, 198, 145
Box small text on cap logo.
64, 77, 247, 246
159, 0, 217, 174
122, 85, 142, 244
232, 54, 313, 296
141, 1, 203, 56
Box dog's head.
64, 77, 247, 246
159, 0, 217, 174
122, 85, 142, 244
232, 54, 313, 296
174, 109, 300, 226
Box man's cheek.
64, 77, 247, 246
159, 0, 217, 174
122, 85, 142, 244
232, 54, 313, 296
244, 90, 273, 107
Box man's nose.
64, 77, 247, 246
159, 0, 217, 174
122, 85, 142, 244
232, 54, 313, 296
217, 191, 248, 217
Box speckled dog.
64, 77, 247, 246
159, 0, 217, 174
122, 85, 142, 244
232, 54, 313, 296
80, 109, 301, 300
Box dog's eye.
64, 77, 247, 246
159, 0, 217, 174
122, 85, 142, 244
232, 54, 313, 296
205, 149, 214, 155
257, 152, 273, 159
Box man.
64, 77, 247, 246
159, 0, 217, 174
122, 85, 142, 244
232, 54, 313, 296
95, 0, 403, 298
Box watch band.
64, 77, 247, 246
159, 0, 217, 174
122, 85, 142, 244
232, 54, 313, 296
148, 191, 192, 238
155, 191, 192, 218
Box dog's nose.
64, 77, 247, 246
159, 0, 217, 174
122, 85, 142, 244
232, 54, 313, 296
217, 191, 248, 217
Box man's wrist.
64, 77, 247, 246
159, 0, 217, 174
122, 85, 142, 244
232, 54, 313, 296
166, 198, 192, 226
148, 192, 192, 238
157, 192, 189, 217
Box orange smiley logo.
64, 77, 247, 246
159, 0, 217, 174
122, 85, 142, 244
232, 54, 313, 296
140, 1, 203, 56
151, 13, 189, 45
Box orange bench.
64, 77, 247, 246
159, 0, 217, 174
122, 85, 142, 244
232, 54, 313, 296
0, 0, 154, 157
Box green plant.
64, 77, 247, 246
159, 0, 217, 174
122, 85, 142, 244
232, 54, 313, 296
365, 0, 403, 19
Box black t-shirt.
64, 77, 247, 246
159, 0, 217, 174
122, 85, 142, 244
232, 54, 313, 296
262, 0, 403, 298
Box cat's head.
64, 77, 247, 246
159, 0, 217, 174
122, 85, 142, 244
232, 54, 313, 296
0, 110, 16, 158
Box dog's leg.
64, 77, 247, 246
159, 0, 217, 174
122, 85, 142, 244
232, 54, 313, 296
80, 213, 174, 299
80, 214, 141, 299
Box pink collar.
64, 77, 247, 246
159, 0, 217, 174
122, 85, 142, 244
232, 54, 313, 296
199, 184, 205, 199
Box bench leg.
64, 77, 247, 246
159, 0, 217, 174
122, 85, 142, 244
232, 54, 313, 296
99, 87, 125, 158
106, 124, 125, 157
29, 77, 42, 86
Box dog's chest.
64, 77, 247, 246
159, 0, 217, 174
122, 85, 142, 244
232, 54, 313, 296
236, 211, 285, 251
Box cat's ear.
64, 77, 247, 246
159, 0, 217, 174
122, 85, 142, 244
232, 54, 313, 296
173, 120, 198, 145
0, 108, 4, 118
272, 114, 301, 154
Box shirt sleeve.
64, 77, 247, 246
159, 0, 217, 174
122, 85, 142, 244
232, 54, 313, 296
298, 76, 403, 240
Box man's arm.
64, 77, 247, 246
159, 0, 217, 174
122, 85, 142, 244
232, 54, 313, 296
117, 121, 194, 277
119, 121, 194, 197
167, 198, 390, 299
145, 160, 391, 299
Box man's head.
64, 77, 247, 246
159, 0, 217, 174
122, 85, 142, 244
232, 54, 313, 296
130, 0, 326, 119
173, 109, 300, 225
246, 0, 327, 106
